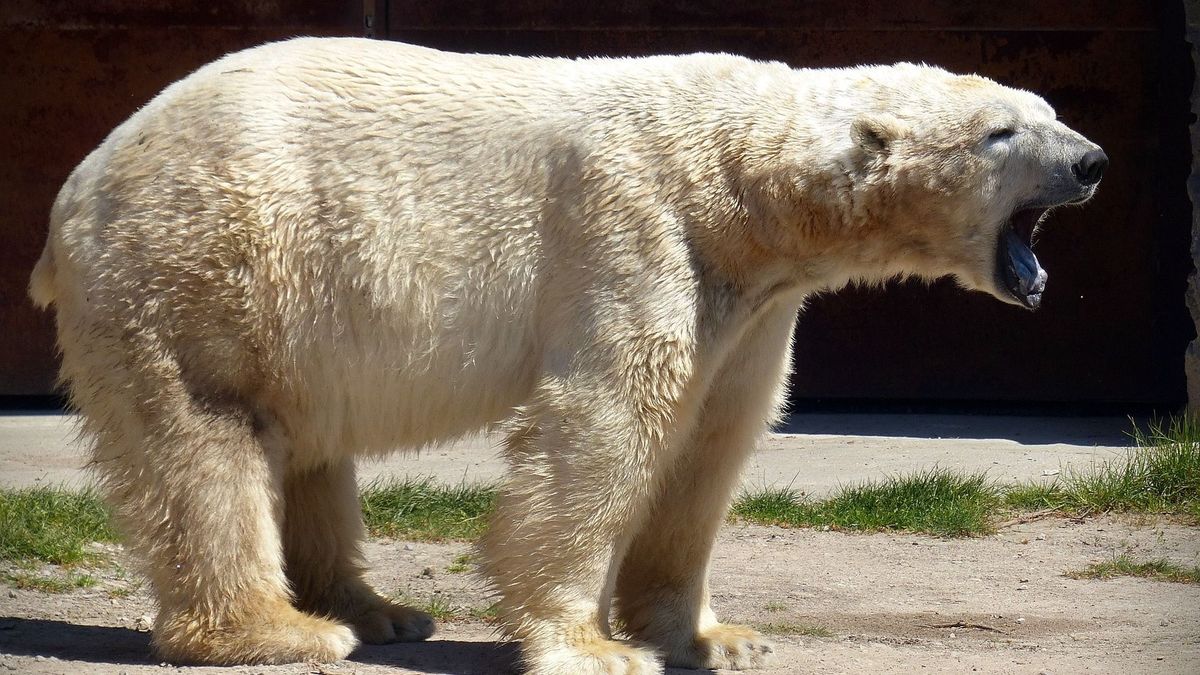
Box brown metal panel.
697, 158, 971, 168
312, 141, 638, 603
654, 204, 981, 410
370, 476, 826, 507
1, 1, 361, 29
2, 2, 1190, 408
386, 0, 1154, 32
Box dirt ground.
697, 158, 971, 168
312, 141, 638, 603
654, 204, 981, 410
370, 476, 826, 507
2, 515, 1198, 675
2, 415, 1196, 673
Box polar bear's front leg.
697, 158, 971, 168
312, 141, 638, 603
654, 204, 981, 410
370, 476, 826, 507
480, 344, 695, 675
614, 304, 799, 670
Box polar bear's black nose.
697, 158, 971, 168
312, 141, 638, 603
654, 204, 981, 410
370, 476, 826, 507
1072, 149, 1108, 185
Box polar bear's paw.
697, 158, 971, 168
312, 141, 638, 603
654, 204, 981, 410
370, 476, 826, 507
298, 580, 436, 645
153, 604, 358, 665
672, 623, 775, 670
347, 599, 436, 644
527, 638, 664, 675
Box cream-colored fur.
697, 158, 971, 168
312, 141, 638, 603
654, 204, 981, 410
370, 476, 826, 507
30, 38, 1102, 673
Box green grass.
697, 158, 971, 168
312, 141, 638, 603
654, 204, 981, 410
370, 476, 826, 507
446, 553, 474, 574
0, 487, 116, 564
1066, 554, 1200, 584
419, 593, 459, 621
735, 415, 1200, 536
1001, 483, 1063, 511
469, 602, 501, 622
753, 622, 833, 637
392, 591, 495, 622
733, 469, 1001, 537
360, 478, 496, 541
1001, 416, 1200, 518
390, 591, 459, 621
2, 570, 97, 593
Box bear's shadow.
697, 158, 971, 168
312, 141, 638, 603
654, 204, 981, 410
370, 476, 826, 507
0, 618, 714, 674
0, 617, 152, 665
355, 639, 718, 674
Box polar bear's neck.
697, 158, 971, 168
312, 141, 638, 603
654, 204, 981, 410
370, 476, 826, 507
651, 62, 917, 303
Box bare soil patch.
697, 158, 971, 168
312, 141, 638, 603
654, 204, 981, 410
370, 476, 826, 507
2, 515, 1197, 674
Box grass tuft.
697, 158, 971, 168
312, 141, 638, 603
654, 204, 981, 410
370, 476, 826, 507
753, 622, 833, 637
733, 469, 1000, 537
420, 593, 460, 621
1000, 483, 1062, 511
2, 570, 98, 593
1066, 554, 1200, 584
735, 416, 1199, 535
446, 553, 474, 574
733, 487, 809, 526
1002, 416, 1200, 518
361, 478, 496, 541
393, 591, 494, 622
469, 602, 501, 623
0, 487, 116, 565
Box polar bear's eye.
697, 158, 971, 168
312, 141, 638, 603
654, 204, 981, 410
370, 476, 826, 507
987, 127, 1016, 142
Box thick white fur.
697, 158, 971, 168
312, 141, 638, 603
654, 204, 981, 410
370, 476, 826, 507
30, 38, 1100, 673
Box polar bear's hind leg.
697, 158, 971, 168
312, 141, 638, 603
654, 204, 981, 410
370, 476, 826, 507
282, 457, 436, 644
59, 328, 357, 664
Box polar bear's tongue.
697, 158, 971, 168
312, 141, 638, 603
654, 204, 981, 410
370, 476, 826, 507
1002, 228, 1047, 309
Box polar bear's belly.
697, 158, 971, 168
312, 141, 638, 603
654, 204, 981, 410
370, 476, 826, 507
275, 278, 542, 459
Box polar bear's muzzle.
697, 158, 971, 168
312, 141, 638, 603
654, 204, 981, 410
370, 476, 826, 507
998, 206, 1049, 310
996, 143, 1106, 310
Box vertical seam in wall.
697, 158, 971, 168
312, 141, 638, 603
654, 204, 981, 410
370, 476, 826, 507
1185, 1, 1200, 409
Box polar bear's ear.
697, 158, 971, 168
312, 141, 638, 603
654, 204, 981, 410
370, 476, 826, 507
851, 113, 909, 154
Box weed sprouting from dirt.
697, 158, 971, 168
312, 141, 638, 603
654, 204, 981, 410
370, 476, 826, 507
1066, 554, 1200, 584
392, 591, 494, 622
469, 602, 501, 622
2, 569, 97, 593
446, 552, 474, 574
1099, 417, 1198, 514
754, 622, 834, 637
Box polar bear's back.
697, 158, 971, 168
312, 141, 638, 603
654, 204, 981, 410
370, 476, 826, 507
47, 38, 818, 458
43, 39, 768, 455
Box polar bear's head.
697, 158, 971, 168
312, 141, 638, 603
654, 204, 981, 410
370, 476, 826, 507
841, 65, 1105, 310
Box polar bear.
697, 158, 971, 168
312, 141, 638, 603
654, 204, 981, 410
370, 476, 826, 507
29, 38, 1104, 674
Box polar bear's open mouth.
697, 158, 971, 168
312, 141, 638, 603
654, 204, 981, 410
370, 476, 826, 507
998, 206, 1049, 310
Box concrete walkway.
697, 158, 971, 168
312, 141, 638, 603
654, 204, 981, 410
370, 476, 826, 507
0, 413, 1137, 496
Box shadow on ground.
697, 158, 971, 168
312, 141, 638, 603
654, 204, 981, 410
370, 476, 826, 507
0, 617, 152, 665
356, 639, 720, 675
0, 618, 524, 673
0, 618, 719, 674
780, 413, 1138, 446
353, 639, 521, 674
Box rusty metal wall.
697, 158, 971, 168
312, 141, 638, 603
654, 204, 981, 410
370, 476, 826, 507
2, 2, 1193, 409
